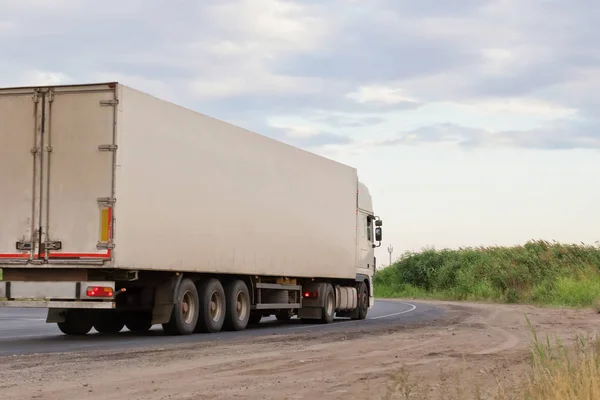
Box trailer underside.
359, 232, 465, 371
0, 267, 372, 335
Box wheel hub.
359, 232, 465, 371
209, 291, 223, 323
181, 290, 195, 325
235, 290, 249, 321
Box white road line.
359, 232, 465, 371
279, 301, 418, 332
17, 318, 47, 321
369, 302, 417, 320
0, 333, 50, 340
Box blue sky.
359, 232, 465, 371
2, 0, 599, 266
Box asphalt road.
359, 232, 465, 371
0, 300, 444, 356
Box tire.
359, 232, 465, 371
57, 310, 94, 335
275, 310, 292, 321
223, 280, 251, 331
195, 278, 226, 333
125, 312, 153, 333
321, 284, 335, 324
352, 281, 369, 320
93, 312, 125, 334
162, 278, 200, 335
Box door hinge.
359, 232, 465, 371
97, 197, 116, 205
97, 242, 115, 250
98, 144, 118, 152
32, 90, 40, 103
100, 99, 119, 107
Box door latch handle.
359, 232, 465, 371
44, 241, 62, 251
15, 241, 33, 251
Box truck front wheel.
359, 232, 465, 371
353, 281, 369, 320
321, 284, 335, 324
162, 278, 200, 335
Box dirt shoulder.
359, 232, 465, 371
1, 301, 598, 400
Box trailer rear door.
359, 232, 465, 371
0, 83, 117, 264
0, 88, 40, 262
43, 84, 117, 261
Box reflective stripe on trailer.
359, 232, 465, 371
47, 251, 111, 259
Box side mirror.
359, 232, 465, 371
372, 217, 383, 248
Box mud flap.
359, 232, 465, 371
46, 308, 67, 323
151, 274, 183, 324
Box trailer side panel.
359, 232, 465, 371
113, 85, 358, 279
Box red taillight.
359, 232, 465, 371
303, 291, 318, 299
86, 286, 114, 297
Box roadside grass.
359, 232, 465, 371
374, 240, 600, 308
381, 319, 600, 399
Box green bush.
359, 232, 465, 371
374, 240, 600, 307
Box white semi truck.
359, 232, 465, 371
0, 82, 383, 336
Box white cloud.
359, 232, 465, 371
0, 20, 16, 32
19, 70, 72, 86
189, 68, 324, 100
450, 98, 579, 118
269, 122, 320, 138
346, 85, 420, 105
206, 0, 328, 54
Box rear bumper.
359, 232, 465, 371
0, 280, 116, 309
0, 300, 114, 309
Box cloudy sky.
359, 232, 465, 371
2, 0, 599, 265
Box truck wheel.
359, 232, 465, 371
125, 312, 153, 333
94, 312, 125, 334
195, 278, 226, 333
352, 281, 369, 320
276, 310, 292, 321
57, 310, 94, 335
248, 312, 262, 325
223, 280, 251, 331
162, 278, 200, 335
321, 284, 335, 324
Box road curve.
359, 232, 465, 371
0, 300, 444, 356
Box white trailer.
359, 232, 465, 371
0, 82, 383, 335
